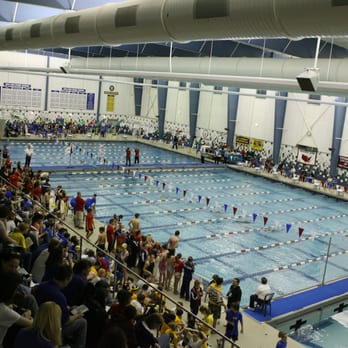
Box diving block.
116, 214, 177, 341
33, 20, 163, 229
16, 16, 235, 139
336, 186, 344, 196
292, 175, 299, 183
313, 180, 320, 190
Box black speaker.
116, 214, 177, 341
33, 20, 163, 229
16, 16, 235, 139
296, 70, 320, 92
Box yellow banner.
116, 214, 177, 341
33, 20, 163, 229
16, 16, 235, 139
106, 95, 115, 112
251, 138, 264, 151
235, 135, 250, 146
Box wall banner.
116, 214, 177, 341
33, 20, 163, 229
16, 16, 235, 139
106, 95, 115, 112
251, 138, 264, 151
297, 145, 317, 166
235, 135, 250, 146
338, 156, 348, 169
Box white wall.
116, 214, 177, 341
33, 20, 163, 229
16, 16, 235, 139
236, 89, 275, 141
141, 79, 158, 118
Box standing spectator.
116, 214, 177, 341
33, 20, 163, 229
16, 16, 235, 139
276, 331, 288, 348
189, 279, 203, 328
225, 303, 243, 343
249, 276, 271, 309
172, 135, 179, 149
14, 301, 62, 348
85, 194, 97, 216
134, 148, 140, 165
125, 147, 131, 166
106, 219, 116, 253
226, 277, 242, 309
173, 253, 184, 295
167, 230, 180, 256
74, 192, 85, 229
180, 256, 195, 301
85, 208, 95, 240
95, 226, 106, 250
207, 276, 225, 328
24, 144, 33, 168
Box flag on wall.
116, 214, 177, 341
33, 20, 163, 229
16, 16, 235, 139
297, 145, 317, 166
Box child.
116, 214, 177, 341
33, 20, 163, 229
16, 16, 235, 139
96, 226, 106, 250
276, 331, 287, 348
225, 303, 243, 342
85, 207, 94, 240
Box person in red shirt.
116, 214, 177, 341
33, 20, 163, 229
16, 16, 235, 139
31, 181, 42, 202
85, 207, 94, 240
75, 191, 85, 229
134, 148, 140, 165
173, 253, 185, 295
125, 147, 131, 167
106, 218, 116, 253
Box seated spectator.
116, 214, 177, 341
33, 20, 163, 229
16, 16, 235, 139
34, 264, 87, 348
98, 326, 127, 348
135, 312, 168, 348
0, 271, 33, 347
14, 301, 62, 348
108, 288, 132, 322
0, 247, 38, 316
62, 259, 91, 306
82, 282, 108, 348
106, 304, 138, 348
249, 277, 271, 309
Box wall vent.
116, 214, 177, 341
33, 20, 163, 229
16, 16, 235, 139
115, 5, 137, 28
30, 23, 41, 38
214, 86, 223, 94
5, 29, 13, 41
256, 89, 267, 98
65, 16, 80, 34
331, 0, 348, 6
194, 0, 228, 19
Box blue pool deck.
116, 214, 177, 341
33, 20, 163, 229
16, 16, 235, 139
245, 277, 348, 322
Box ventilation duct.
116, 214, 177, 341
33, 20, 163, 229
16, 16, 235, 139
1, 0, 348, 50
68, 57, 348, 84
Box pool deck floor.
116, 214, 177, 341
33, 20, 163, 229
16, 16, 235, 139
8, 132, 348, 347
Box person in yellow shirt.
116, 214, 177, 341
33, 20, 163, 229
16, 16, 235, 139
197, 305, 214, 337
207, 276, 225, 328
9, 226, 26, 249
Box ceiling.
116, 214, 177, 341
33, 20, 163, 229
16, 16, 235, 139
1, 0, 348, 61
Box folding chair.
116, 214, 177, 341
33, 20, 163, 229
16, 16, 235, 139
259, 292, 275, 316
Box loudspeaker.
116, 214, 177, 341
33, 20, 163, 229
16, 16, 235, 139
296, 69, 320, 92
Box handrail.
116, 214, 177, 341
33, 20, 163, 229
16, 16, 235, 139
0, 175, 241, 348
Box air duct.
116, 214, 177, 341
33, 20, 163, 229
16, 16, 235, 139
1, 0, 348, 50
68, 57, 348, 84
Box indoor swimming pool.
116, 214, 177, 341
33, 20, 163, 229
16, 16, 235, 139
2, 140, 348, 308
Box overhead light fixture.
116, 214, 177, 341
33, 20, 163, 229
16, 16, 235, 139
296, 68, 320, 92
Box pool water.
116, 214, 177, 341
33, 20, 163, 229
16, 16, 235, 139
2, 140, 348, 307
275, 302, 348, 348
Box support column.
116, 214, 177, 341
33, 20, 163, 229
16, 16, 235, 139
227, 87, 240, 148
273, 91, 288, 164
134, 77, 143, 116
189, 83, 200, 145
44, 56, 50, 111
157, 80, 168, 139
330, 97, 347, 177
96, 76, 103, 122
